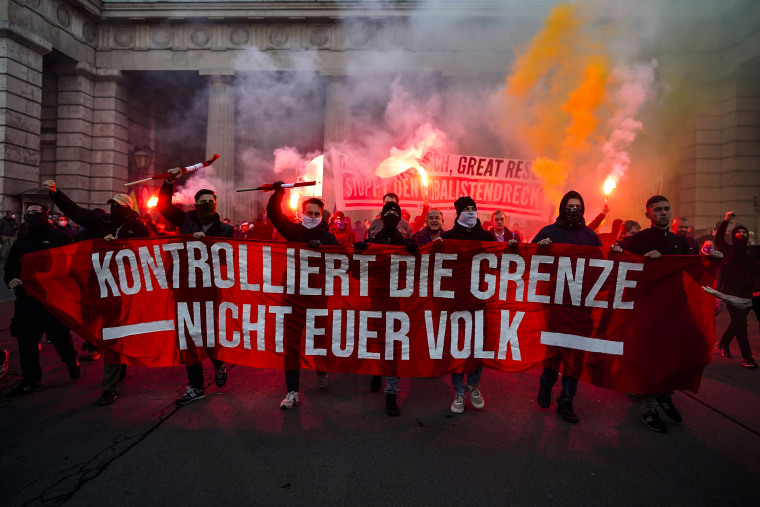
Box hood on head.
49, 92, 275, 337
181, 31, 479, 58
558, 190, 585, 221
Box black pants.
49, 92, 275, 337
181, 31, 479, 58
720, 306, 753, 360
11, 298, 76, 384
186, 357, 224, 390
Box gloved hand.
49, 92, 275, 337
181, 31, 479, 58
272, 181, 285, 191
307, 239, 321, 248
405, 242, 419, 254
353, 241, 368, 251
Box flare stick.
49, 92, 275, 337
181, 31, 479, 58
236, 181, 317, 193
124, 154, 220, 187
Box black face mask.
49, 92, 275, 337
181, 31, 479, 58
110, 205, 131, 223
382, 213, 401, 231
195, 201, 216, 218
24, 212, 48, 228
564, 207, 583, 224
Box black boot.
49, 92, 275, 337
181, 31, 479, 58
386, 394, 401, 417
370, 375, 382, 392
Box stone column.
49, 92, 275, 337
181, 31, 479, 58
322, 75, 351, 212
202, 71, 236, 221
0, 24, 51, 212
92, 69, 129, 206
54, 62, 95, 207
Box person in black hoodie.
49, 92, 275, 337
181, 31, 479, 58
355, 201, 419, 416
441, 196, 495, 414
626, 195, 723, 433
45, 180, 151, 405
532, 190, 602, 424
267, 181, 339, 410
714, 211, 760, 369
4, 203, 81, 394
159, 168, 235, 406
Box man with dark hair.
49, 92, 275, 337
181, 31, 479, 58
714, 211, 760, 369
367, 192, 412, 239
45, 180, 151, 404
671, 217, 699, 255
267, 182, 339, 409
411, 208, 445, 246
625, 195, 723, 432
355, 201, 418, 415
4, 203, 81, 394
159, 169, 235, 406
441, 196, 496, 414
532, 190, 602, 424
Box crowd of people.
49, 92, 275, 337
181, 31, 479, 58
2, 173, 759, 435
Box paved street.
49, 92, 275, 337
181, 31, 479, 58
1, 266, 758, 506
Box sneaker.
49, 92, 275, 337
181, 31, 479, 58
642, 410, 668, 433
655, 395, 683, 423
215, 364, 228, 387
0, 349, 8, 379
537, 386, 551, 408
13, 382, 41, 395
386, 394, 401, 416
97, 390, 118, 405
450, 394, 465, 414
741, 358, 759, 369
88, 349, 100, 361
718, 344, 733, 359
176, 386, 205, 406
556, 402, 579, 423
317, 371, 329, 390
280, 391, 300, 410
466, 384, 485, 409
370, 375, 382, 392
67, 360, 82, 379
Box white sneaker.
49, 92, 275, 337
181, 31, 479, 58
280, 391, 300, 410
467, 384, 485, 409
176, 386, 205, 406
317, 371, 329, 390
450, 395, 465, 414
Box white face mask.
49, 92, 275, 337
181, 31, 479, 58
458, 211, 478, 228
301, 215, 322, 230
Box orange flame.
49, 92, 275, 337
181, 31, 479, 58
603, 177, 616, 195
290, 191, 300, 210
147, 196, 158, 208
304, 155, 323, 196
417, 166, 428, 187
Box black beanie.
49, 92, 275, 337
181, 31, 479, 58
454, 196, 476, 217
381, 201, 402, 217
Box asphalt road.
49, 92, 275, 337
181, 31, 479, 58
0, 278, 758, 506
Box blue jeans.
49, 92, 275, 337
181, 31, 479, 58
385, 376, 400, 394
539, 367, 578, 404
451, 364, 483, 396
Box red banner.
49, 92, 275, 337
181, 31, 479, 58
332, 150, 545, 220
21, 237, 717, 393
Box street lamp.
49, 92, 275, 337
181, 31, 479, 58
132, 146, 153, 171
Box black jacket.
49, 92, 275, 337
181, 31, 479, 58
266, 189, 338, 245
624, 226, 689, 256
531, 191, 602, 247
50, 190, 150, 240
4, 223, 72, 299
367, 227, 411, 247
158, 182, 234, 238
715, 220, 760, 298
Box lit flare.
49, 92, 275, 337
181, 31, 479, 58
603, 177, 616, 195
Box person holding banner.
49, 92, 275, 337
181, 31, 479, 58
533, 190, 602, 424
367, 193, 413, 239
159, 169, 235, 406
441, 196, 495, 414
45, 180, 151, 405
488, 210, 516, 243
4, 203, 81, 394
355, 200, 419, 416
625, 195, 723, 432
267, 181, 339, 410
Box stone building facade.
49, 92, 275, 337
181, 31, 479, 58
0, 0, 758, 233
